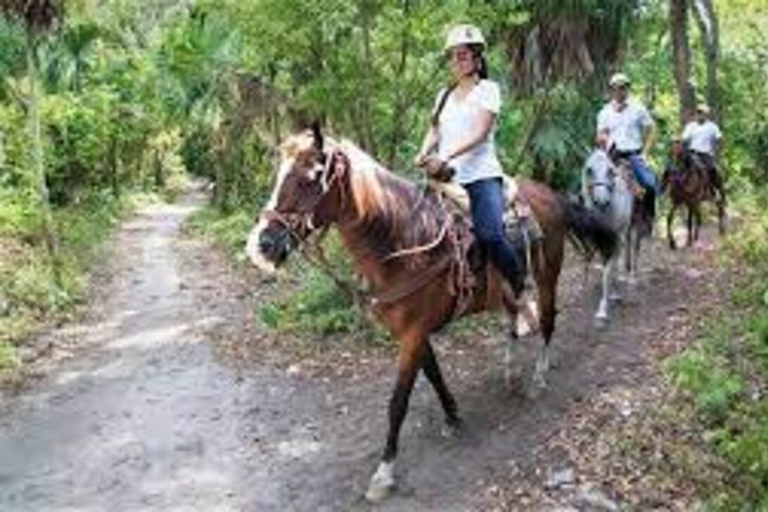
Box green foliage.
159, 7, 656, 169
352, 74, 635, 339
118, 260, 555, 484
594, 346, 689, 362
0, 340, 20, 371
669, 345, 744, 425
0, 189, 137, 346
723, 189, 768, 265
259, 232, 369, 337
186, 206, 254, 258
667, 195, 768, 508
258, 266, 362, 336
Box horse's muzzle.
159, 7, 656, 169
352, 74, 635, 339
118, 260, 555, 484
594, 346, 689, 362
258, 225, 294, 266
594, 200, 612, 213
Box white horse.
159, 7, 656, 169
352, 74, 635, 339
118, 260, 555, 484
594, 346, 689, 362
582, 149, 636, 321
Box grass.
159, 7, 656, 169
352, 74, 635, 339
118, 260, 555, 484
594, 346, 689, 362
664, 187, 768, 509
0, 189, 159, 371
185, 206, 254, 261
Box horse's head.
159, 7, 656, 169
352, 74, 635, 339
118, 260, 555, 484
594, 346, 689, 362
583, 149, 619, 212
245, 123, 349, 273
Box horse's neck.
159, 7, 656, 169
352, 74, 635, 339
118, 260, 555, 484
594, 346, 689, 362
334, 169, 423, 289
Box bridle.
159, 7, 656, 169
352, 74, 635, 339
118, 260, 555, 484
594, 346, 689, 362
261, 147, 349, 243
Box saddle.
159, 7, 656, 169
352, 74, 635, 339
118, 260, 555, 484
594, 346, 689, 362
428, 176, 544, 245
428, 176, 542, 321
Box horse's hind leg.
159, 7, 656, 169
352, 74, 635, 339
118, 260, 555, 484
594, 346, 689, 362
532, 244, 560, 389
501, 289, 520, 386
632, 224, 642, 283
421, 342, 461, 431
695, 206, 702, 243
717, 199, 727, 235
534, 281, 555, 389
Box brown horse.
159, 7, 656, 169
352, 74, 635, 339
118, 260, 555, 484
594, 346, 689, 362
245, 126, 617, 502
662, 141, 726, 249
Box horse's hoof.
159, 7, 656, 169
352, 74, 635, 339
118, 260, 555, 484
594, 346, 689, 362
365, 483, 395, 503
532, 370, 549, 390
365, 462, 395, 503
528, 377, 548, 399
441, 418, 463, 439
594, 315, 609, 330
505, 367, 523, 388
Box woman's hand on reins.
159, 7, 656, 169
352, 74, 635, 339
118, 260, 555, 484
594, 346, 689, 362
422, 155, 454, 182
422, 155, 445, 173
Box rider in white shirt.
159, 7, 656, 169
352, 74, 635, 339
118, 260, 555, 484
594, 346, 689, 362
596, 73, 659, 218
681, 103, 724, 200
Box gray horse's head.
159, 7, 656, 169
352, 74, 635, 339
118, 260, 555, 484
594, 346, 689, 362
583, 149, 619, 212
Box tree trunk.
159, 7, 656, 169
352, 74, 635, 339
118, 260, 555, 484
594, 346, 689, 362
690, 0, 720, 122
386, 0, 411, 170
213, 130, 227, 210
358, 0, 377, 156
110, 133, 120, 198
27, 38, 62, 291
669, 0, 696, 125
153, 148, 165, 189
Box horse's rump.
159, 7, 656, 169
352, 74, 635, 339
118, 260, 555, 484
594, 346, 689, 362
518, 179, 617, 263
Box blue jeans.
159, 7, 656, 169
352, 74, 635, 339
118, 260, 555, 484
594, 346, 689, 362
627, 154, 660, 194
464, 178, 526, 296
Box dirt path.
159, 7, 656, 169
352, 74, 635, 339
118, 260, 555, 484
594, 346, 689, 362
0, 190, 719, 511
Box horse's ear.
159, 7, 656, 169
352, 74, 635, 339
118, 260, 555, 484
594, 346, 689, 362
310, 120, 324, 154
321, 149, 349, 192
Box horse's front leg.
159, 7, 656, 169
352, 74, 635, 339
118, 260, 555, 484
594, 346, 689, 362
686, 207, 695, 247
366, 333, 426, 503
595, 254, 612, 322
421, 342, 461, 434
668, 203, 678, 250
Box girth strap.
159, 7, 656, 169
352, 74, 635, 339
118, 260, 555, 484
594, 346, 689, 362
371, 254, 454, 306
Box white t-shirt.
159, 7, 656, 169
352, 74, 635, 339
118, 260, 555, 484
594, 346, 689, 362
682, 120, 722, 155
597, 98, 654, 152
434, 79, 504, 185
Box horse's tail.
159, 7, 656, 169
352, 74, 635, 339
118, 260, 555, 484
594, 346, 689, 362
559, 196, 618, 262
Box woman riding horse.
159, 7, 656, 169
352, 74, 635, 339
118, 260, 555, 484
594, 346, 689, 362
415, 24, 527, 303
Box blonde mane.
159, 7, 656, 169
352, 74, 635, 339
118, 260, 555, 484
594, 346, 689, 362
278, 131, 413, 221
337, 139, 413, 221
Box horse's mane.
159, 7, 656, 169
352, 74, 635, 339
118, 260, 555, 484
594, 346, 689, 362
336, 139, 450, 261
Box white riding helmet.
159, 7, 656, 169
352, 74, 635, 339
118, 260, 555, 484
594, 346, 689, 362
696, 103, 711, 115
444, 24, 486, 52
609, 72, 631, 88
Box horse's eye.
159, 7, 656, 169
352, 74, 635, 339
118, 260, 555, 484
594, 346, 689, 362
586, 167, 594, 178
